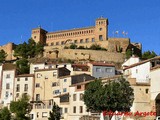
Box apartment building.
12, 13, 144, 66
14, 74, 34, 101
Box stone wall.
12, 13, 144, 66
44, 49, 125, 63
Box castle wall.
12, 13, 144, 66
44, 49, 125, 63
0, 43, 16, 61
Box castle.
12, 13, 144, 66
0, 17, 141, 62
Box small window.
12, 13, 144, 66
73, 94, 76, 101
96, 68, 101, 72
63, 88, 67, 92
74, 40, 77, 43
65, 108, 68, 113
25, 77, 28, 81
34, 67, 39, 70
36, 83, 40, 88
5, 91, 9, 98
51, 43, 54, 46
16, 93, 19, 98
80, 93, 84, 101
99, 28, 102, 31
36, 94, 40, 101
52, 82, 57, 87
6, 74, 10, 78
54, 90, 60, 94
80, 39, 83, 43
17, 78, 20, 81
34, 36, 36, 39
24, 84, 28, 91
16, 84, 20, 92
73, 106, 76, 113
6, 83, 10, 89
56, 42, 59, 45
29, 114, 34, 119
64, 79, 67, 82
85, 38, 89, 43
77, 85, 81, 89
92, 38, 95, 42
146, 89, 149, 94
80, 106, 83, 113
99, 35, 103, 41
105, 68, 112, 73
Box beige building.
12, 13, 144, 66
14, 74, 34, 101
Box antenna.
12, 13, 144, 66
20, 35, 22, 44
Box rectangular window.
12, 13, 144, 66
73, 94, 76, 101
96, 68, 101, 72
6, 74, 10, 78
6, 83, 10, 89
74, 40, 77, 43
36, 83, 40, 88
65, 108, 68, 113
17, 78, 20, 81
80, 106, 83, 113
92, 38, 95, 42
64, 79, 67, 82
63, 88, 67, 93
5, 91, 9, 98
24, 84, 28, 91
52, 82, 57, 87
54, 90, 60, 94
34, 67, 39, 70
99, 35, 103, 41
16, 93, 19, 98
105, 68, 113, 73
80, 39, 83, 43
29, 114, 34, 119
77, 85, 81, 89
56, 42, 59, 45
36, 94, 40, 101
85, 38, 89, 43
25, 77, 28, 81
16, 84, 20, 92
61, 41, 64, 45
73, 106, 76, 113
80, 93, 84, 101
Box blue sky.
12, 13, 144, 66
0, 0, 160, 54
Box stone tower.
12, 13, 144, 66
31, 27, 47, 44
95, 17, 108, 41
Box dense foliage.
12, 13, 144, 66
14, 38, 44, 59
16, 58, 30, 74
10, 94, 32, 120
83, 77, 134, 113
0, 107, 11, 120
48, 102, 61, 120
142, 50, 157, 60
0, 50, 7, 63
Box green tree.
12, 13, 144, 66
48, 102, 61, 120
10, 94, 32, 120
83, 77, 134, 119
69, 44, 77, 49
16, 58, 29, 74
126, 49, 132, 59
0, 107, 11, 120
142, 50, 157, 60
0, 50, 7, 63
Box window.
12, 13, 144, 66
51, 43, 54, 46
99, 35, 103, 41
16, 84, 20, 92
54, 90, 60, 94
65, 108, 68, 113
74, 40, 77, 43
136, 69, 138, 73
56, 42, 59, 45
36, 94, 40, 101
17, 78, 20, 81
34, 67, 39, 70
25, 77, 28, 81
73, 106, 76, 113
64, 79, 67, 82
5, 91, 9, 98
52, 82, 57, 87
37, 112, 39, 118
96, 68, 101, 72
105, 68, 112, 73
80, 106, 83, 113
73, 94, 76, 101
63, 88, 67, 92
6, 83, 10, 89
6, 74, 10, 78
85, 38, 89, 43
92, 38, 95, 42
36, 83, 40, 88
24, 84, 28, 91
29, 114, 34, 119
99, 28, 102, 31
77, 85, 81, 89
61, 41, 64, 45
80, 39, 83, 43
146, 89, 149, 94
34, 36, 36, 39
42, 112, 47, 118
80, 93, 84, 101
